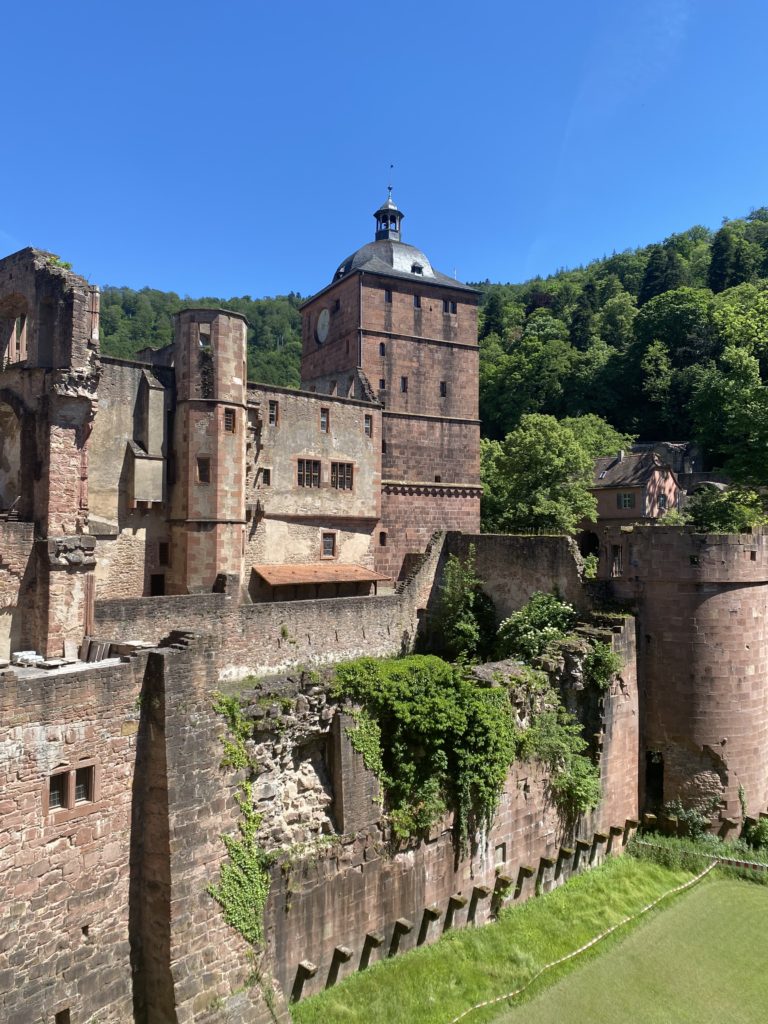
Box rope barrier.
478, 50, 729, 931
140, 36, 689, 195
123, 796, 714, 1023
444, 859, 717, 1024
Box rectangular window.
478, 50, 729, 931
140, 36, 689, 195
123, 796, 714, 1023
440, 381, 447, 397
197, 457, 211, 484
400, 376, 408, 393
268, 400, 278, 426
364, 414, 373, 438
261, 467, 271, 486
658, 493, 667, 510
384, 288, 392, 304
451, 300, 457, 314
617, 492, 636, 509
158, 542, 170, 567
379, 378, 386, 390
322, 533, 336, 558
379, 341, 386, 356
297, 459, 321, 488
413, 294, 421, 309
379, 531, 387, 546
49, 772, 67, 810
443, 299, 457, 314
224, 408, 236, 432
47, 764, 96, 816
75, 766, 93, 803
331, 462, 353, 490
199, 325, 212, 350
320, 407, 329, 433
333, 298, 340, 313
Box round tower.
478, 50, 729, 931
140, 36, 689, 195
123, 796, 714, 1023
602, 526, 768, 823
169, 308, 247, 593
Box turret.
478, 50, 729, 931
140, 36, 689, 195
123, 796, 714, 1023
169, 308, 248, 593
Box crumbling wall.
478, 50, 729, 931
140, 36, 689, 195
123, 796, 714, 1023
253, 621, 638, 1000
447, 531, 591, 618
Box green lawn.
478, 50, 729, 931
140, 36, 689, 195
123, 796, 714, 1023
491, 877, 768, 1024
290, 856, 698, 1024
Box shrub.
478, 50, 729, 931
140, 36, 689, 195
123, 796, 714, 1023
746, 817, 768, 850
583, 642, 622, 690
431, 546, 496, 662
496, 592, 577, 662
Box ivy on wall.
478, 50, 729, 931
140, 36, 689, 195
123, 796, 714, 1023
208, 694, 272, 947
334, 655, 516, 846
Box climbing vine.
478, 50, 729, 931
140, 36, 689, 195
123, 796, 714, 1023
208, 692, 272, 947
333, 655, 516, 846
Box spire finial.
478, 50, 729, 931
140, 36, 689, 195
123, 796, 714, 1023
388, 163, 394, 201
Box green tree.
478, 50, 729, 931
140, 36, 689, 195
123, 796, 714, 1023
481, 414, 596, 534
634, 287, 717, 368
638, 244, 684, 306
708, 224, 761, 293
559, 414, 636, 461
671, 487, 767, 532
690, 346, 768, 485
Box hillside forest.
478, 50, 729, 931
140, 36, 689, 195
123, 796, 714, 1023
100, 210, 768, 531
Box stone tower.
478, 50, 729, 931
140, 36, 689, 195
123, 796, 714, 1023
301, 193, 481, 579
169, 308, 247, 593
600, 525, 768, 823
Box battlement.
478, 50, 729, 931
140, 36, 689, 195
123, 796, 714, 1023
598, 525, 768, 585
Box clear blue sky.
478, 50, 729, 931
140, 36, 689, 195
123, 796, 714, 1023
3, 1, 767, 299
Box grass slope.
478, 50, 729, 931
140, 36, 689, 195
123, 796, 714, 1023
289, 856, 693, 1024
494, 876, 768, 1024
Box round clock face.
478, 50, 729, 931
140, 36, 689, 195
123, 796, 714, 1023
315, 308, 330, 344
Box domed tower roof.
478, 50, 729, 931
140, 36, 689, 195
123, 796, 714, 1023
331, 191, 477, 292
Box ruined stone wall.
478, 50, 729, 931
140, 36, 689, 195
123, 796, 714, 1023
602, 526, 768, 820
0, 655, 146, 1024
257, 620, 638, 1000
92, 512, 170, 600
446, 532, 592, 618
95, 592, 416, 680
0, 520, 35, 657
89, 357, 169, 527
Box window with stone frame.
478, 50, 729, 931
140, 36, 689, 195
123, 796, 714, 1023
364, 414, 373, 438
331, 462, 353, 490
224, 408, 236, 432
46, 762, 97, 818
320, 407, 330, 433
158, 541, 170, 567
268, 400, 279, 426
321, 532, 336, 558
297, 459, 321, 488
617, 492, 636, 509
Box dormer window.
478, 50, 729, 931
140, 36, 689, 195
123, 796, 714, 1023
411, 263, 423, 275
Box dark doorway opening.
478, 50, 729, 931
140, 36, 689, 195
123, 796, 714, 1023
150, 573, 166, 596
645, 750, 664, 809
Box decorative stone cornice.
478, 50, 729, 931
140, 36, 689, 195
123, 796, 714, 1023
382, 479, 482, 498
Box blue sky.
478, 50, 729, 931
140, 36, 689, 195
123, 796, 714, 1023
3, 1, 767, 298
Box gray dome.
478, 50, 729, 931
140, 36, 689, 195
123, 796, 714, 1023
334, 239, 438, 283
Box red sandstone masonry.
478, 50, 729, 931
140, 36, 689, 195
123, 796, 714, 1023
602, 526, 768, 820
267, 619, 638, 1000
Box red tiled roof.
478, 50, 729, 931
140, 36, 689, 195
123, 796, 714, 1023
252, 563, 390, 586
